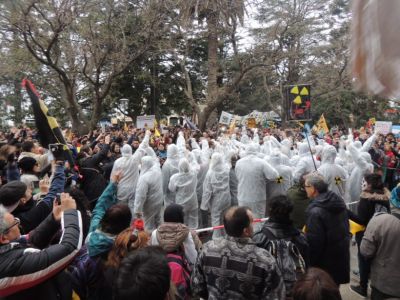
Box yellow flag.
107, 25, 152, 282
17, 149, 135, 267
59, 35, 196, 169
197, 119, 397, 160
303, 220, 365, 235
349, 220, 365, 235
316, 114, 329, 134
154, 119, 161, 137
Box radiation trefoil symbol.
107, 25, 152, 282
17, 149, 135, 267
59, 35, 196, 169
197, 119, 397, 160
290, 86, 309, 105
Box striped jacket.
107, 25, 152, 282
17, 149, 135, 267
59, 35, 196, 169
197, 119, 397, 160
0, 209, 83, 299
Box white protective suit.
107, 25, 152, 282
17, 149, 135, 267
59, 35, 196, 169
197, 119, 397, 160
201, 153, 231, 239
111, 137, 149, 207
235, 144, 279, 230
229, 167, 239, 206
280, 138, 294, 159
317, 145, 348, 198
193, 149, 209, 228
240, 128, 250, 144
261, 136, 281, 156
162, 144, 180, 206
168, 158, 199, 229
293, 143, 320, 181
266, 152, 293, 199
134, 156, 163, 231
176, 131, 187, 158
346, 143, 374, 207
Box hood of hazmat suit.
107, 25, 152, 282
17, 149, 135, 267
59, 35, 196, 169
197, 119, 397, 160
201, 153, 231, 238
162, 144, 180, 206
168, 158, 198, 228
318, 145, 348, 198
134, 156, 163, 231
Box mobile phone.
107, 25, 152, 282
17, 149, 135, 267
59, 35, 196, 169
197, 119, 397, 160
49, 144, 65, 161
56, 193, 61, 205
32, 181, 39, 190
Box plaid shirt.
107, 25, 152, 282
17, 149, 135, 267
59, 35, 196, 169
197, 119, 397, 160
191, 236, 285, 300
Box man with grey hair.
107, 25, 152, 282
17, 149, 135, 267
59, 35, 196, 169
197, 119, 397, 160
304, 173, 350, 286
0, 193, 83, 299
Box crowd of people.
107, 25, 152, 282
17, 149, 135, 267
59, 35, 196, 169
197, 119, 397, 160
0, 123, 399, 300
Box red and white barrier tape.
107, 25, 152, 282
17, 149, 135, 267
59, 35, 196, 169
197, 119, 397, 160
195, 217, 269, 233
195, 201, 359, 233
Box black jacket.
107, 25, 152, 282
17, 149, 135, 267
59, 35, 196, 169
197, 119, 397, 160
306, 191, 350, 285
357, 189, 391, 226
79, 145, 109, 205
0, 210, 83, 300
253, 218, 310, 266
13, 165, 65, 234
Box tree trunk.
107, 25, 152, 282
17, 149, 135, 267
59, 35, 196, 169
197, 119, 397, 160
63, 83, 89, 135
198, 103, 217, 131
13, 78, 23, 124
90, 95, 103, 130
200, 11, 219, 131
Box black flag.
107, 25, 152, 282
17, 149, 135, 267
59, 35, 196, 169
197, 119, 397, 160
22, 79, 74, 165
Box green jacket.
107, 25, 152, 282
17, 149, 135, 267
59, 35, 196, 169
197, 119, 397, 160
287, 183, 309, 230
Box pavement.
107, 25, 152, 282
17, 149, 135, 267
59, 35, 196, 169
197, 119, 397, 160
340, 242, 367, 300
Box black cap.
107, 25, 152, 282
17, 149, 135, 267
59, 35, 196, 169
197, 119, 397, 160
0, 181, 27, 212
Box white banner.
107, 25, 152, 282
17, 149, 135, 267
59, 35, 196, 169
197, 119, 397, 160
375, 121, 392, 134
219, 111, 233, 125
136, 115, 156, 129
219, 110, 281, 127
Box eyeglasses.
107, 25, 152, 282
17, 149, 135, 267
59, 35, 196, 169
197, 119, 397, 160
304, 185, 312, 188
1, 217, 20, 234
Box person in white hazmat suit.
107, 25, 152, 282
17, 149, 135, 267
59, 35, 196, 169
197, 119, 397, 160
111, 132, 152, 210
266, 151, 293, 199
162, 144, 180, 206
134, 156, 164, 231
293, 142, 320, 182
192, 148, 209, 228
201, 153, 231, 239
229, 154, 239, 206
235, 144, 279, 231
317, 145, 348, 198
346, 142, 374, 210
168, 158, 199, 229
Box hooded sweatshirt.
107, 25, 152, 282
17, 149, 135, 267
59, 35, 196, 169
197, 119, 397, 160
305, 191, 350, 285
151, 222, 201, 264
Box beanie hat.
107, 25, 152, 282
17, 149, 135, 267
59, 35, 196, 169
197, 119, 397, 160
18, 157, 37, 172
0, 181, 27, 212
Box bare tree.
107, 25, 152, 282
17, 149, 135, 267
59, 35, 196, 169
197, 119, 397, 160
4, 0, 169, 133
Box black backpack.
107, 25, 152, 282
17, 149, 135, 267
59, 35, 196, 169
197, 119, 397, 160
261, 227, 306, 298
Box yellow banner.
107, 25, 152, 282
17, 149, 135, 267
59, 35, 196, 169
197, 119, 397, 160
315, 114, 329, 134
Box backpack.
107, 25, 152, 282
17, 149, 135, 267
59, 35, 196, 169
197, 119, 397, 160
166, 253, 191, 300
265, 236, 306, 297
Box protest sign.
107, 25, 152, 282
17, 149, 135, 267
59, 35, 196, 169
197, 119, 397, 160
374, 121, 392, 134
136, 115, 156, 129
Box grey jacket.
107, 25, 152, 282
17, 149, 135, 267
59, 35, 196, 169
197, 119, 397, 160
361, 212, 400, 297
